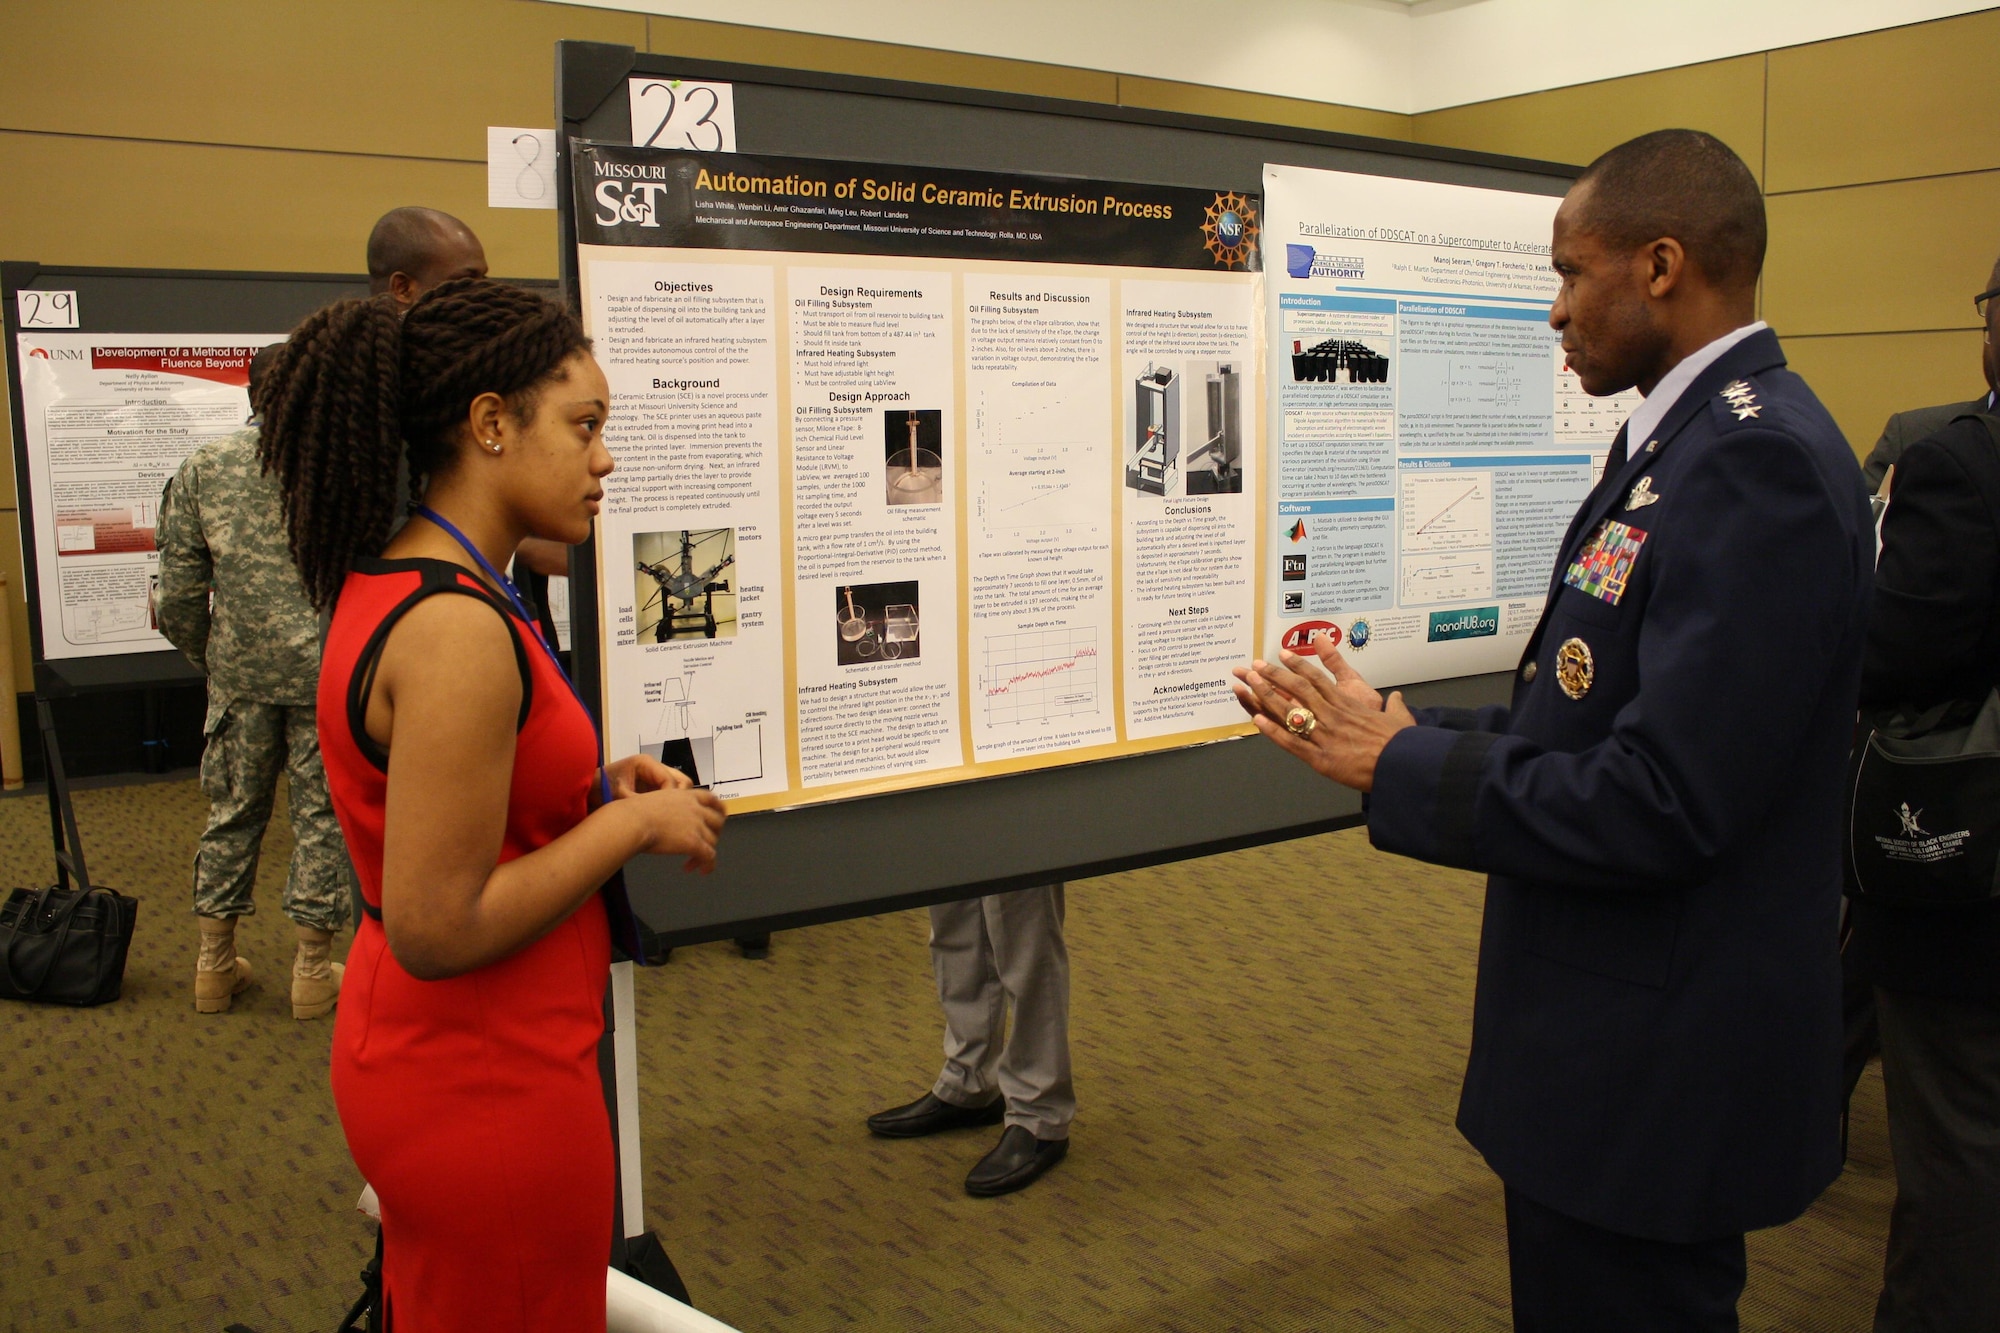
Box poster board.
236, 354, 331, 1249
1, 265, 370, 696
555, 43, 1585, 943
1259, 167, 1642, 680
573, 144, 1265, 814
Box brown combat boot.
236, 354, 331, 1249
292, 925, 345, 1020
194, 915, 253, 1013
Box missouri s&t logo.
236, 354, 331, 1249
593, 180, 664, 227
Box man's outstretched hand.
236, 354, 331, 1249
1230, 637, 1416, 792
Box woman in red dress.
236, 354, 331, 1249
255, 278, 725, 1330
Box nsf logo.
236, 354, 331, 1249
1202, 192, 1259, 269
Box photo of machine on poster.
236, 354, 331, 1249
634, 527, 736, 642
1125, 363, 1181, 497
835, 580, 921, 664
884, 408, 943, 506
1185, 360, 1244, 495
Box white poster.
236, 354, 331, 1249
1261, 166, 1639, 686
13, 334, 280, 659
585, 260, 790, 802
1118, 278, 1259, 740
574, 144, 1263, 813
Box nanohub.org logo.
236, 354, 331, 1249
1427, 607, 1499, 642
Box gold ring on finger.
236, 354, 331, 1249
1285, 705, 1318, 737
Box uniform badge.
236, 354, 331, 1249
1720, 378, 1762, 420
1564, 520, 1648, 605
1625, 476, 1660, 509
1555, 637, 1594, 699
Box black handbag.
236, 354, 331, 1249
1845, 690, 2000, 907
0, 699, 139, 1005
0, 882, 138, 1005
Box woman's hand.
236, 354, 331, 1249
1231, 637, 1416, 792
619, 786, 728, 872
603, 752, 692, 800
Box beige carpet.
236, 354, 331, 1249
0, 777, 1894, 1331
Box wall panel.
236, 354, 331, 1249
0, 0, 646, 163
1411, 56, 1765, 183
1764, 171, 2000, 337
643, 15, 1120, 104
0, 132, 556, 278
1114, 77, 1411, 141
1781, 330, 1987, 463
0, 511, 29, 693
1767, 8, 2000, 194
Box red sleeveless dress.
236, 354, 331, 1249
321, 557, 611, 1331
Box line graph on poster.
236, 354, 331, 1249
637, 670, 767, 788
1399, 470, 1492, 554
982, 627, 1100, 727
1400, 552, 1492, 606
972, 382, 1099, 539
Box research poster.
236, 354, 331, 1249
13, 334, 278, 659
1261, 166, 1639, 687
572, 145, 1264, 812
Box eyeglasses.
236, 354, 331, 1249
1977, 286, 2000, 319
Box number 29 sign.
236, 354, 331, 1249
628, 79, 737, 154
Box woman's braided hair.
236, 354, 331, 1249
255, 276, 590, 608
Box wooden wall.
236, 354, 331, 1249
5, 0, 1993, 695
1415, 9, 2000, 463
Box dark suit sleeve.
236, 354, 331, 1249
1862, 428, 1999, 707
1859, 412, 1907, 492
1411, 704, 1511, 733
1370, 426, 1860, 892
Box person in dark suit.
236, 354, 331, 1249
1234, 129, 1872, 1331
1854, 296, 2000, 1328
1858, 254, 2000, 491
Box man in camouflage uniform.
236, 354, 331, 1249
157, 343, 351, 1019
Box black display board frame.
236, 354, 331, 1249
0, 263, 375, 697
553, 41, 1579, 947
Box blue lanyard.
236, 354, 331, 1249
415, 506, 613, 807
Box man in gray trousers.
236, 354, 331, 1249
867, 884, 1072, 1196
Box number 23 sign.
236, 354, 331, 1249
628, 79, 736, 154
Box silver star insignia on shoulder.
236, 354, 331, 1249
1720, 378, 1761, 419
1626, 476, 1660, 508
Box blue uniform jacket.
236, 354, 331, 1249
1369, 328, 1872, 1242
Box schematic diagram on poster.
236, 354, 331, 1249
982, 627, 1100, 727
1444, 359, 1525, 409
638, 671, 767, 788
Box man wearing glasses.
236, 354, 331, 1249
1859, 258, 2000, 491
1850, 262, 2000, 1330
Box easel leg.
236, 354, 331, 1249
601, 959, 692, 1303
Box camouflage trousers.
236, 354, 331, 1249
191, 700, 354, 933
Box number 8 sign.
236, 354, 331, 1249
627, 79, 737, 154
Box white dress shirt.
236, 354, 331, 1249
1621, 320, 1769, 451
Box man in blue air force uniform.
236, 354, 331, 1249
1235, 130, 1872, 1330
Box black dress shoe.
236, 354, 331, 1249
866, 1091, 1006, 1139
965, 1125, 1068, 1197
